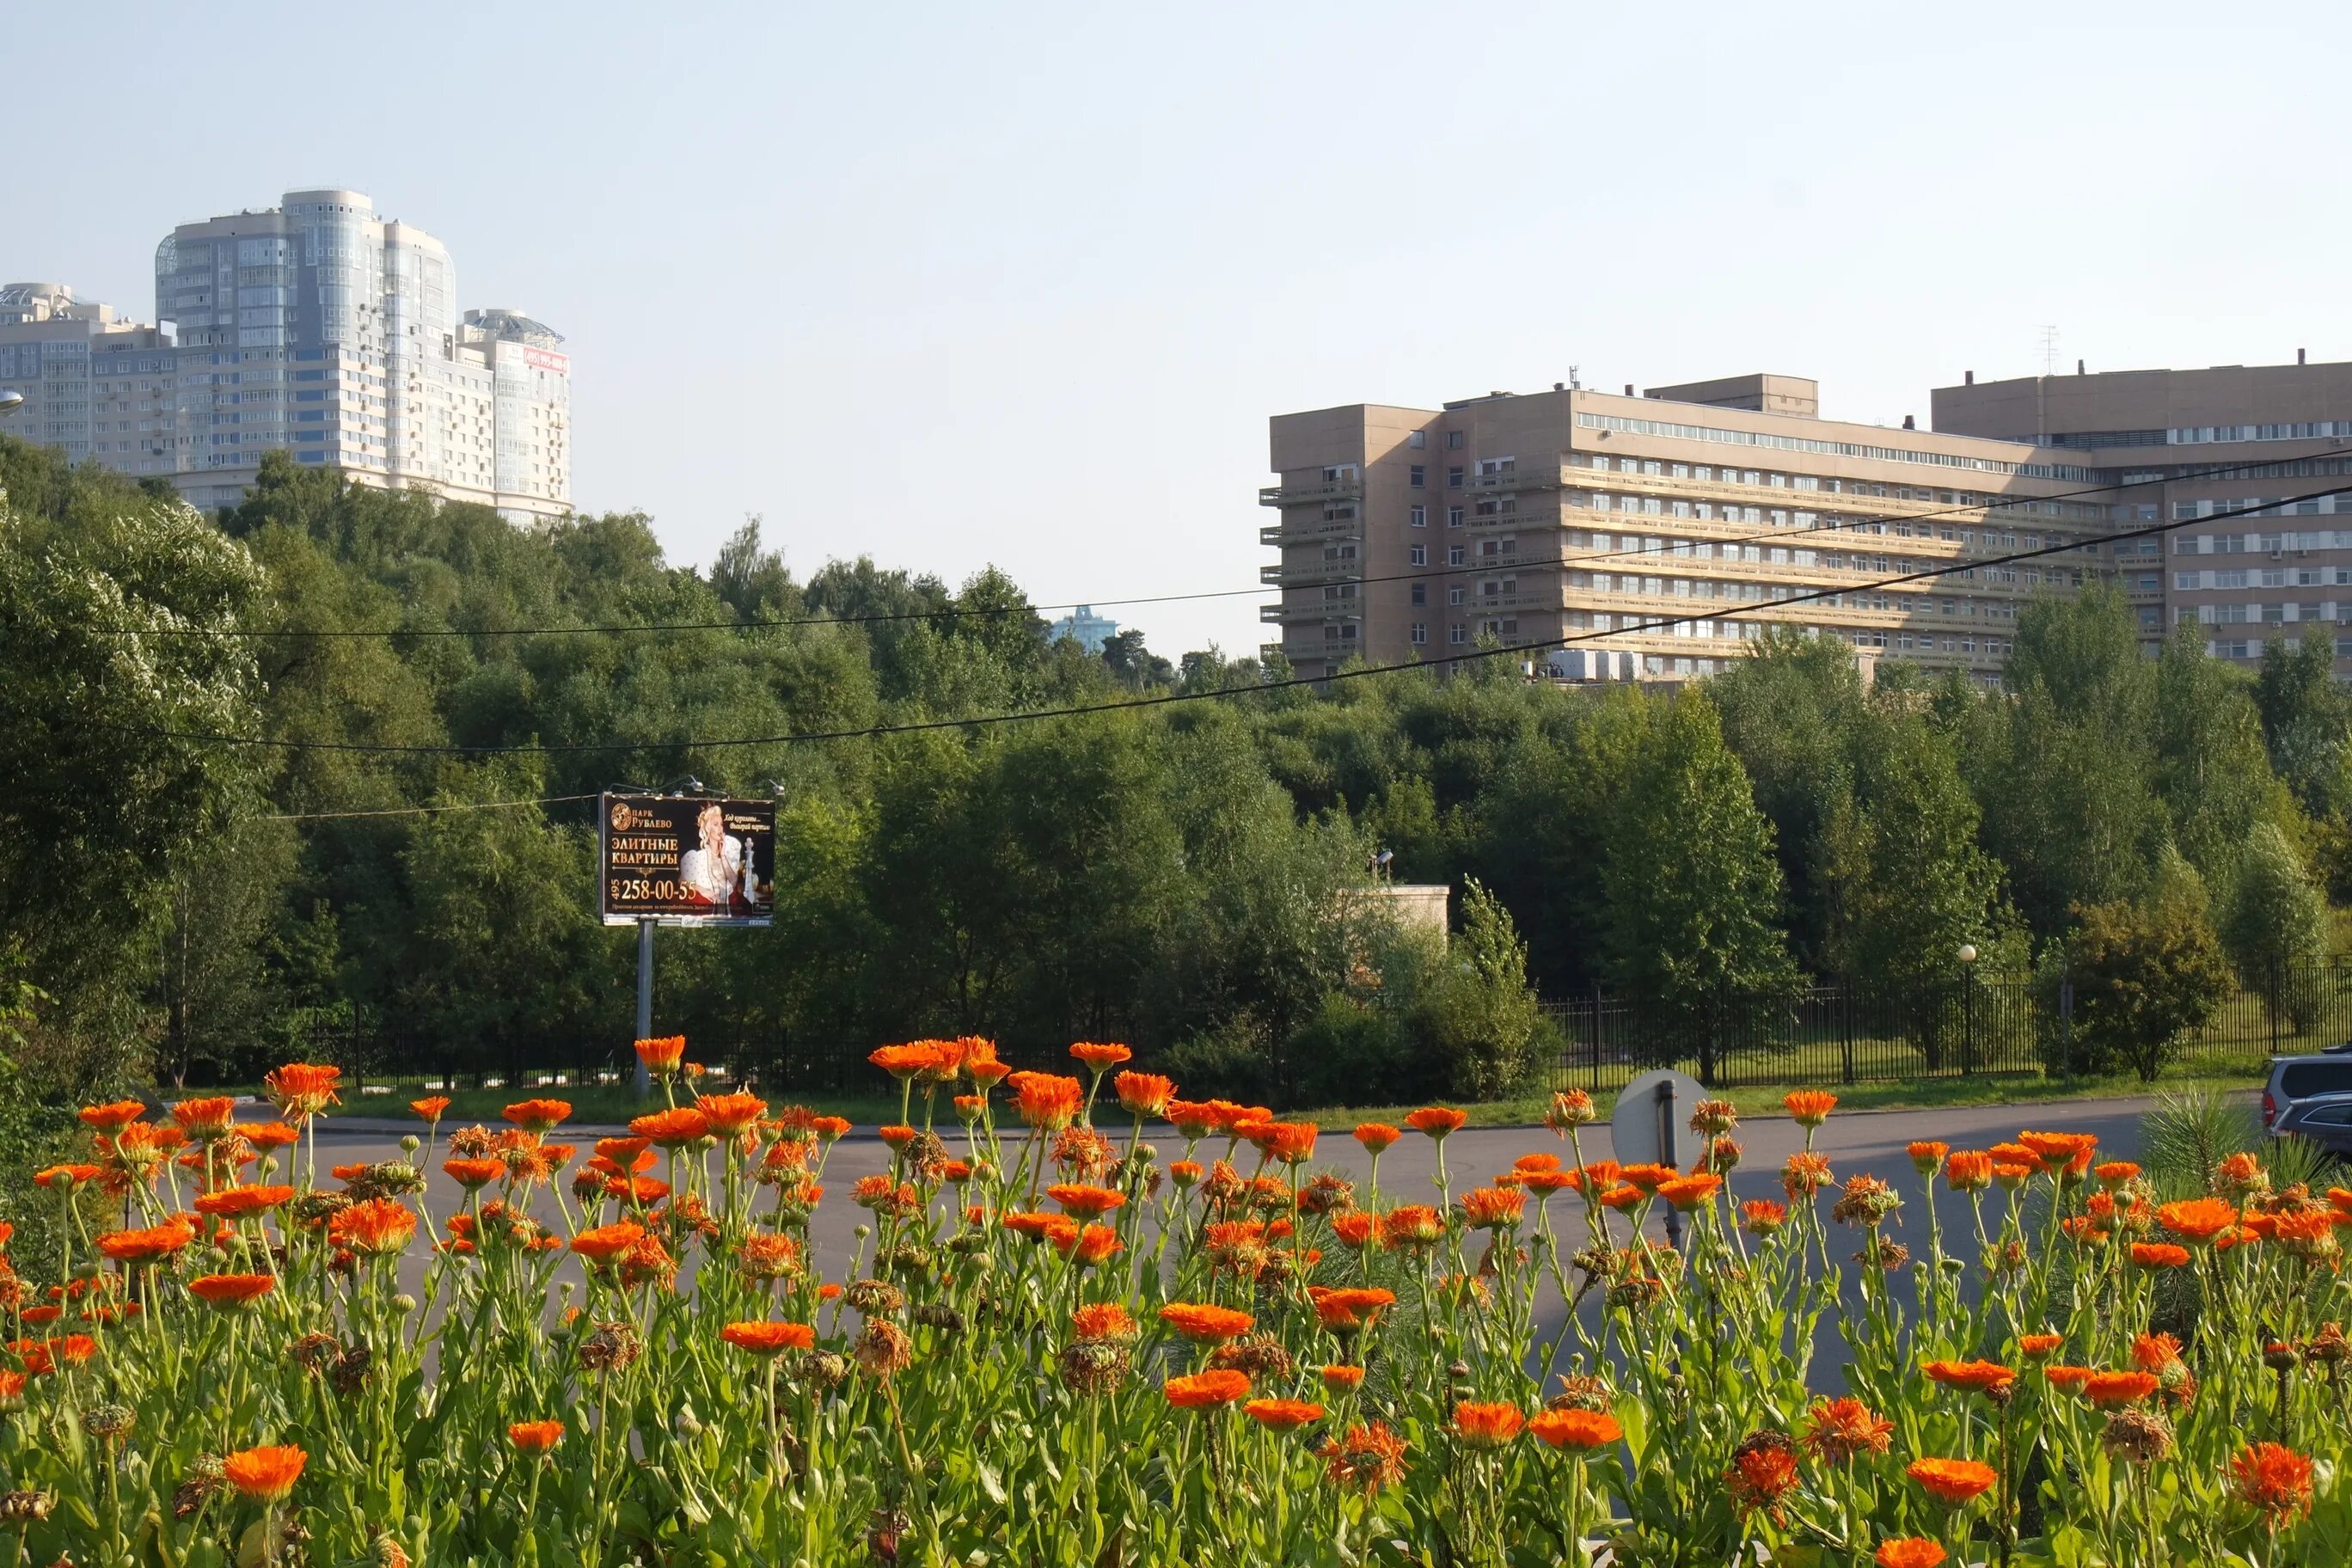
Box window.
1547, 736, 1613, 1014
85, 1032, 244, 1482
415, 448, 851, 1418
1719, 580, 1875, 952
1446, 431, 1464, 450
1447, 507, 1465, 528
1411, 622, 1427, 645
1449, 625, 1467, 644
1407, 430, 1427, 449
1447, 546, 1466, 566
1411, 582, 1426, 603
1409, 545, 1426, 567
1447, 466, 1465, 488
1449, 586, 1466, 605
1409, 505, 1426, 528
1409, 464, 1425, 487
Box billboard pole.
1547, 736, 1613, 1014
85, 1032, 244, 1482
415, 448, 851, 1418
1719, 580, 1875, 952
634, 917, 654, 1097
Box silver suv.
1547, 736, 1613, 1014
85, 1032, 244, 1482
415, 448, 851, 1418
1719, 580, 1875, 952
2261, 1046, 2352, 1132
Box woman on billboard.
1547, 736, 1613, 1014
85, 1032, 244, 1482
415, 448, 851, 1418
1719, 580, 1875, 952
677, 803, 753, 913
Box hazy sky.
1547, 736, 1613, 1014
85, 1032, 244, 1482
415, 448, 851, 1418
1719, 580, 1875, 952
13, 1, 2349, 657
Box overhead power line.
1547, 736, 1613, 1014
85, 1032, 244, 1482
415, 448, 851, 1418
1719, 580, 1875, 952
260, 793, 597, 822
89, 446, 2347, 640
114, 481, 2352, 759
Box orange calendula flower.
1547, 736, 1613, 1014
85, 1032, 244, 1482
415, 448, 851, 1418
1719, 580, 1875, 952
410, 1096, 451, 1122
1783, 1090, 1838, 1127
696, 1092, 769, 1136
1353, 1123, 1403, 1154
2230, 1441, 2315, 1523
1742, 1198, 1790, 1234
263, 1063, 341, 1120
187, 1273, 275, 1308
1461, 1185, 1527, 1230
508, 1419, 563, 1455
2018, 1130, 2097, 1167
1943, 1150, 1994, 1191
1166, 1102, 1227, 1139
1530, 1408, 1621, 1449
2095, 1160, 2140, 1187
571, 1222, 646, 1262
443, 1158, 505, 1190
1320, 1363, 1366, 1392
2044, 1365, 2093, 1393
1321, 1421, 1408, 1493
1008, 1072, 1084, 1132
2080, 1369, 2160, 1407
2018, 1333, 2063, 1358
634, 1036, 687, 1075
1045, 1184, 1126, 1221
501, 1099, 571, 1133
1112, 1072, 1175, 1118
2130, 1241, 2190, 1269
1907, 1142, 1949, 1175
1804, 1397, 1894, 1462
1072, 1303, 1138, 1343
1782, 1151, 1834, 1199
2157, 1197, 2239, 1243
96, 1222, 196, 1264
1726, 1433, 1802, 1521
1377, 1205, 1445, 1250
720, 1320, 817, 1357
1925, 1359, 2015, 1394
329, 1199, 417, 1258
1908, 1456, 1998, 1505
1069, 1041, 1132, 1071
1657, 1173, 1723, 1211
1307, 1286, 1396, 1333
34, 1165, 101, 1190
1404, 1106, 1467, 1139
1054, 1223, 1124, 1267
1262, 1121, 1320, 1165
1875, 1542, 1947, 1568
2130, 1332, 2183, 1371
1452, 1401, 1524, 1449
78, 1101, 146, 1132
867, 1043, 946, 1081
170, 1098, 237, 1139
630, 1107, 711, 1148
1158, 1302, 1254, 1344
193, 1185, 295, 1219
223, 1444, 307, 1503
1245, 1397, 1325, 1432
1164, 1369, 1251, 1409
238, 1123, 299, 1150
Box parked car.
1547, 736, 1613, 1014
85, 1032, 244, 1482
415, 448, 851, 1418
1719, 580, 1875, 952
2270, 1092, 2352, 1157
2261, 1046, 2352, 1133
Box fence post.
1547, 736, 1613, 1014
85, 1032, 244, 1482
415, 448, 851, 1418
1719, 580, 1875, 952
1589, 983, 1602, 1093
1962, 965, 1976, 1078
1841, 977, 1856, 1086
2060, 965, 2074, 1089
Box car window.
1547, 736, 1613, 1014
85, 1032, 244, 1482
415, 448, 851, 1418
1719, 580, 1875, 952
2299, 1104, 2352, 1126
2282, 1063, 2352, 1099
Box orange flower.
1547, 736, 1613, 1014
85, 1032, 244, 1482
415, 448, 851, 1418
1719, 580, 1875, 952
2018, 1333, 2063, 1359
1657, 1173, 1723, 1211
263, 1063, 341, 1120
1378, 1205, 1445, 1250
1158, 1302, 1254, 1344
193, 1185, 294, 1219
443, 1157, 505, 1190
1320, 1363, 1366, 1393
1875, 1542, 1947, 1568
1320, 1421, 1408, 1492
77, 1101, 146, 1132
1113, 1072, 1175, 1118
2044, 1365, 2093, 1393
720, 1320, 817, 1357
170, 1097, 237, 1139
1054, 1223, 1124, 1267
634, 1036, 687, 1075
1245, 1397, 1325, 1432
239, 1123, 299, 1150
1164, 1369, 1251, 1409
1906, 1141, 1949, 1174
629, 1107, 711, 1148
1046, 1184, 1126, 1221
329, 1199, 416, 1257
1353, 1123, 1403, 1154
96, 1222, 195, 1263
2156, 1197, 2239, 1243
502, 1099, 571, 1133
1072, 1303, 1138, 1343
223, 1444, 307, 1503
695, 1092, 769, 1136
1804, 1397, 1893, 1462
2080, 1369, 2160, 1407
1783, 1090, 1838, 1127
2130, 1241, 2190, 1269
868, 1043, 947, 1081
1008, 1072, 1084, 1131
1307, 1286, 1396, 1333
2018, 1130, 2097, 1169
571, 1222, 646, 1262
2096, 1160, 2141, 1187
1908, 1456, 1998, 1505
1924, 1359, 2015, 1394
1530, 1408, 1622, 1449
187, 1274, 275, 1309
1782, 1152, 1834, 1198
1461, 1186, 1527, 1230
1167, 1102, 1228, 1138
1727, 1434, 1802, 1519
34, 1164, 101, 1190
1452, 1401, 1524, 1449
410, 1096, 451, 1122
2230, 1441, 2315, 1523
1943, 1150, 1994, 1191
1069, 1041, 1132, 1071
1261, 1121, 1320, 1165
1404, 1106, 1467, 1139
1742, 1199, 1790, 1234
508, 1419, 563, 1455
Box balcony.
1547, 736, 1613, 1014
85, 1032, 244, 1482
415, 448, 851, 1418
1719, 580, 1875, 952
1265, 558, 1365, 586
1261, 600, 1364, 624
1466, 466, 1563, 494
1260, 515, 1364, 546
1259, 476, 1365, 508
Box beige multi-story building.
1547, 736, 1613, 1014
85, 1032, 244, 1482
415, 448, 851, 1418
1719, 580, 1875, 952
0, 283, 175, 467
1933, 358, 2352, 667
1261, 375, 2115, 684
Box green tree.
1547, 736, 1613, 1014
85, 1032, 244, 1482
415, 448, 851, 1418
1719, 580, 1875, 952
2214, 821, 2331, 1027
2254, 632, 2350, 818
2153, 621, 2294, 876
1413, 878, 1544, 1099
2061, 855, 2233, 1081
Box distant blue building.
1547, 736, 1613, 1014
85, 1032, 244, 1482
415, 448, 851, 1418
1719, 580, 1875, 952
1049, 604, 1119, 653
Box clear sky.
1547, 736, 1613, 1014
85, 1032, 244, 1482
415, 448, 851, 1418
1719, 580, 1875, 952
12, 1, 2349, 658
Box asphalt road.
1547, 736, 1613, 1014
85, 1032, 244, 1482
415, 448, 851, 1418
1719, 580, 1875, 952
285, 1093, 2163, 1393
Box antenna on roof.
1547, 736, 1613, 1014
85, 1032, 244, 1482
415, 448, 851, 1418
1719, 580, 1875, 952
2037, 325, 2061, 377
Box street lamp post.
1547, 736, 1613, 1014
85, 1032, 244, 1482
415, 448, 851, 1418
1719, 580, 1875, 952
1957, 943, 1979, 1076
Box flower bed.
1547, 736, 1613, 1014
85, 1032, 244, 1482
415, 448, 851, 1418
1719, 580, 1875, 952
7, 1042, 2348, 1565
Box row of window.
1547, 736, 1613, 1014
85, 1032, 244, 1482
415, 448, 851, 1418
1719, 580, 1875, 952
1573, 410, 2103, 481
2176, 568, 2352, 590
2175, 530, 2352, 554
2178, 603, 2342, 625
2170, 422, 2352, 445
2171, 499, 2352, 522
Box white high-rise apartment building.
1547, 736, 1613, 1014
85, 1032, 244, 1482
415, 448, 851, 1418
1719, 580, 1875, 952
0, 283, 176, 467
148, 188, 570, 521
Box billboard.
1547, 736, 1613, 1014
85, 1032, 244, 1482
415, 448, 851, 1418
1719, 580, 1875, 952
599, 794, 775, 927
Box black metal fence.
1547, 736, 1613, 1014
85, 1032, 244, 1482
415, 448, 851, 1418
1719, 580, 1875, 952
1541, 961, 2352, 1094
205, 1027, 870, 1100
